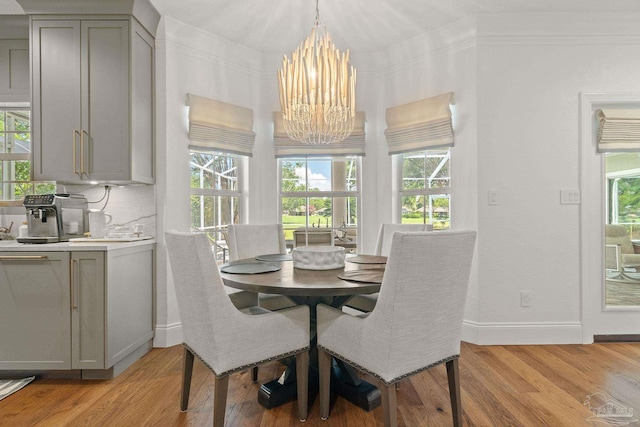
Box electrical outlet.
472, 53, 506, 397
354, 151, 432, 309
521, 291, 531, 307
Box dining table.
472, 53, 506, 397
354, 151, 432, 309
220, 254, 386, 412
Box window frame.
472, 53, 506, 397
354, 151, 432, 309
189, 148, 244, 258
278, 156, 361, 246
0, 103, 54, 205
397, 148, 451, 229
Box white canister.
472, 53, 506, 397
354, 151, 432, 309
88, 209, 113, 238
18, 222, 28, 238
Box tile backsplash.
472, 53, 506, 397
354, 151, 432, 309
0, 184, 155, 239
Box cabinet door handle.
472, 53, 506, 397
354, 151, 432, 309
0, 255, 49, 260
80, 130, 85, 176
81, 130, 91, 177
70, 258, 78, 309
73, 130, 81, 176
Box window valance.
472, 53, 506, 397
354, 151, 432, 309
187, 93, 255, 157
273, 111, 366, 157
596, 109, 640, 153
385, 92, 454, 155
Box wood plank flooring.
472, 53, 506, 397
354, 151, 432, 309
1, 342, 639, 426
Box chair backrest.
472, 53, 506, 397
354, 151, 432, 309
605, 244, 622, 272
165, 231, 240, 373
365, 231, 476, 382
605, 224, 634, 255
293, 228, 333, 247
374, 223, 433, 256
226, 224, 287, 261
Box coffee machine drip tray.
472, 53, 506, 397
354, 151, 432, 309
17, 236, 61, 244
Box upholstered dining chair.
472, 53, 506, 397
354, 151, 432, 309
318, 230, 476, 427
226, 224, 295, 311
165, 231, 310, 427
605, 224, 640, 269
345, 223, 433, 313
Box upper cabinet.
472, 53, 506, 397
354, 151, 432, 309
19, 0, 159, 184
0, 16, 29, 102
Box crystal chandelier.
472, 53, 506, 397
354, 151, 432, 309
277, 0, 356, 144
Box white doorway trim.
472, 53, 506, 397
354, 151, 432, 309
580, 92, 640, 344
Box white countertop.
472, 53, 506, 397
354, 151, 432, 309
0, 238, 156, 251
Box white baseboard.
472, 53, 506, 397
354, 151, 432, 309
153, 322, 182, 348
462, 320, 583, 345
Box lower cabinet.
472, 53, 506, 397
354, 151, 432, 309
0, 244, 154, 377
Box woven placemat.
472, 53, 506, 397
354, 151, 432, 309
338, 269, 384, 284
220, 260, 281, 274
255, 253, 293, 262
346, 255, 388, 264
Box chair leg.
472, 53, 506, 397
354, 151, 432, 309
251, 366, 258, 383
446, 358, 462, 427
379, 381, 398, 427
213, 375, 229, 427
295, 350, 309, 421
318, 349, 332, 420
181, 346, 195, 412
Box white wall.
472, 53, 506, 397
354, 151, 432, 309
153, 11, 640, 347
472, 12, 640, 344
153, 17, 262, 346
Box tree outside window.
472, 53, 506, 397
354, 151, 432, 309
279, 156, 359, 241
0, 107, 55, 202
190, 150, 241, 259
400, 149, 450, 230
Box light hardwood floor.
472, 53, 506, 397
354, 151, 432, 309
1, 342, 639, 426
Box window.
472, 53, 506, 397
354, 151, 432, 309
400, 149, 450, 229
190, 150, 241, 259
279, 156, 360, 243
606, 152, 640, 238
0, 106, 54, 202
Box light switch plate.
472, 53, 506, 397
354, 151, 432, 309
560, 190, 580, 205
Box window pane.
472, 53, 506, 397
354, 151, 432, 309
281, 159, 306, 192
431, 195, 450, 230
332, 157, 358, 191
190, 152, 238, 191
426, 150, 449, 188
281, 196, 306, 240
401, 195, 424, 224
307, 159, 331, 192
332, 196, 357, 227
401, 194, 450, 229
309, 197, 331, 228
0, 106, 52, 201
402, 152, 425, 190
218, 196, 239, 226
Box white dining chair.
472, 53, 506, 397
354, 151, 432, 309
318, 230, 476, 427
346, 223, 433, 312
226, 224, 295, 311
165, 231, 310, 427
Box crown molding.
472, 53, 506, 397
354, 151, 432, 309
159, 16, 262, 77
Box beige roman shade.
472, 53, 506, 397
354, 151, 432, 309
597, 109, 640, 152
273, 111, 366, 157
385, 92, 454, 155
187, 93, 256, 156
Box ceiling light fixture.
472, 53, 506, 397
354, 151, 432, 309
277, 0, 356, 144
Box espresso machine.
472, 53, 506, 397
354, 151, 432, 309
17, 194, 89, 243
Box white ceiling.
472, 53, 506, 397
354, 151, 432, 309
2, 0, 640, 53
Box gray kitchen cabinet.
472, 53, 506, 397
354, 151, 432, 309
0, 243, 154, 378
0, 38, 30, 101
71, 251, 106, 370
30, 17, 155, 184
0, 252, 71, 370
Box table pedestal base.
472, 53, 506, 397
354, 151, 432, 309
257, 358, 381, 412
